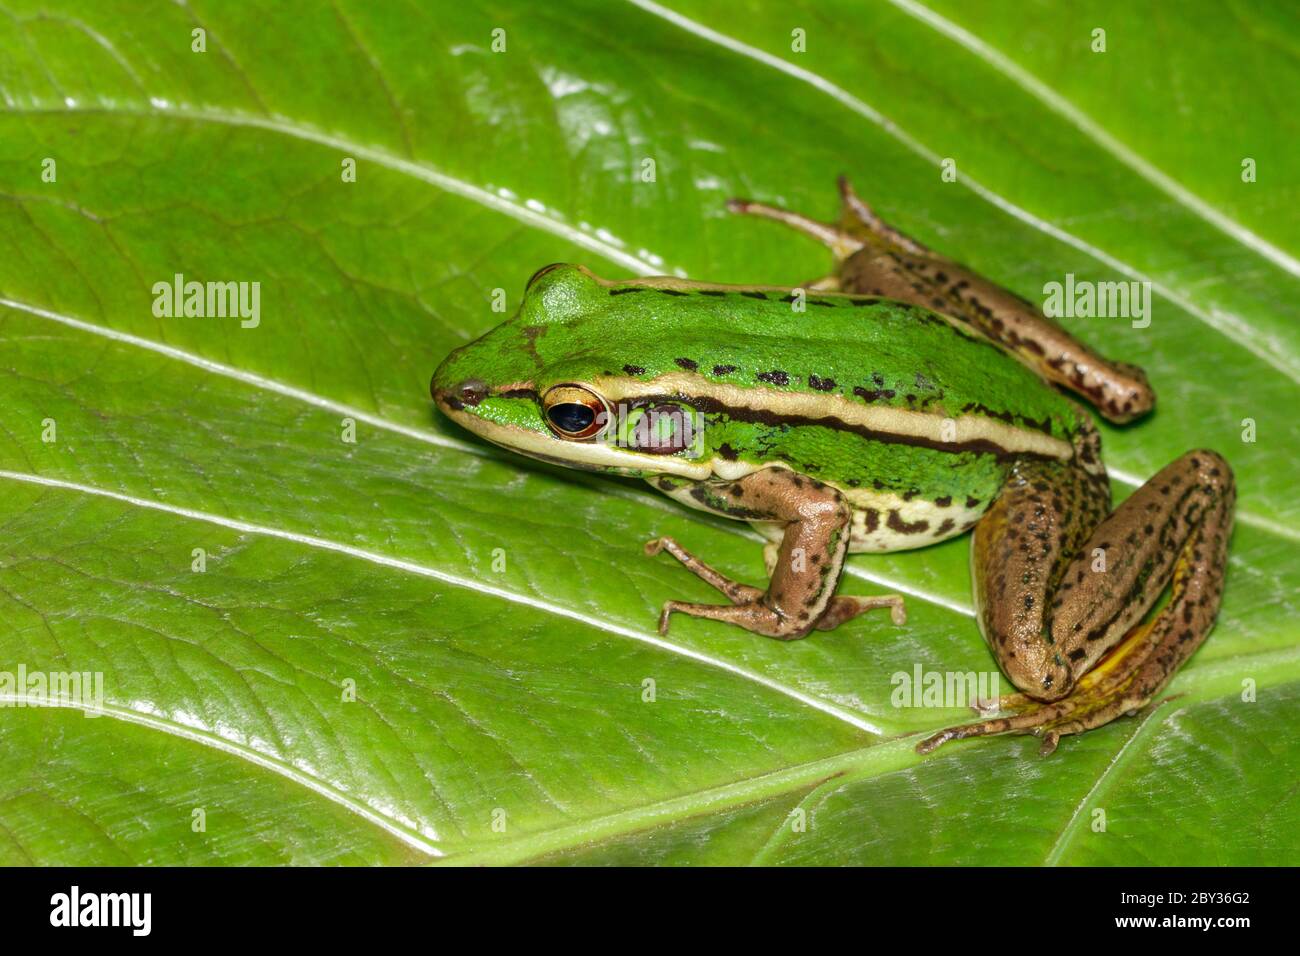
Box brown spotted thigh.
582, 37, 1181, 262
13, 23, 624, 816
1047, 450, 1235, 690
971, 456, 1111, 700
923, 449, 1236, 754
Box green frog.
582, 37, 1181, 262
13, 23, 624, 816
430, 178, 1235, 755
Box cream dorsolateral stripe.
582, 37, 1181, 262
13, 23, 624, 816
590, 372, 1075, 460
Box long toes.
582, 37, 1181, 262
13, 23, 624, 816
915, 730, 955, 755
917, 684, 1149, 756
916, 697, 1072, 755
815, 594, 907, 630
915, 718, 1009, 754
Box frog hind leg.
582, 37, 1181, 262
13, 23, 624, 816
727, 176, 926, 255
645, 469, 904, 639
918, 450, 1235, 756
727, 175, 887, 265
839, 189, 1154, 424
733, 178, 1154, 424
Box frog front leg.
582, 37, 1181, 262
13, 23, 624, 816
920, 450, 1235, 755
645, 469, 905, 639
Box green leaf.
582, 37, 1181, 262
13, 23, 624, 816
0, 0, 1296, 865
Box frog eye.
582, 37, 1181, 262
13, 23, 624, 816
541, 384, 610, 440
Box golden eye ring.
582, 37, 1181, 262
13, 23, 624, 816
541, 384, 611, 440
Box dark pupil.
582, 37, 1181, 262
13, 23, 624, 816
548, 403, 595, 434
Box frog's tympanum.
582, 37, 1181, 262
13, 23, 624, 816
431, 178, 1235, 755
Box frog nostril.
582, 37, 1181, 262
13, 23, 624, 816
451, 378, 488, 408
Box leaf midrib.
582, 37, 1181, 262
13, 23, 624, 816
4, 641, 1292, 866
433, 644, 1299, 865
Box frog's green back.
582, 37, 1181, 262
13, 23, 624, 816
523, 265, 1078, 425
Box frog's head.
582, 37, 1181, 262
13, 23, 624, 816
431, 264, 709, 478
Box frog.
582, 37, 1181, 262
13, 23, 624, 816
430, 177, 1235, 755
